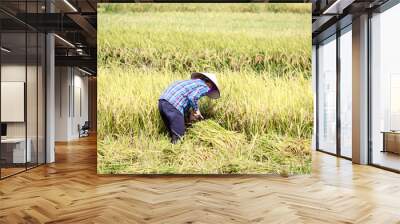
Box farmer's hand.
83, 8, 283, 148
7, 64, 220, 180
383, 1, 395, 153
193, 110, 204, 120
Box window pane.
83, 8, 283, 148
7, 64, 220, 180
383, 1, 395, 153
318, 36, 337, 154
340, 27, 352, 158
371, 4, 400, 171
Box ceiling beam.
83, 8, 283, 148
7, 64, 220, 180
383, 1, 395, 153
55, 55, 96, 70
323, 0, 356, 14
14, 13, 82, 32
67, 13, 96, 39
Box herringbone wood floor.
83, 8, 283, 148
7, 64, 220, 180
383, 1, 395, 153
1, 135, 400, 224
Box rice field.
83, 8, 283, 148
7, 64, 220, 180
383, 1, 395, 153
97, 4, 312, 175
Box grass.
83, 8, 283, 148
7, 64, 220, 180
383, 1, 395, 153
97, 4, 312, 175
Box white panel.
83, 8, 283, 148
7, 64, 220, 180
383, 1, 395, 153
1, 82, 25, 122
11, 139, 32, 163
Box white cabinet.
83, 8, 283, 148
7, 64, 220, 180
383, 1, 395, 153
1, 138, 32, 163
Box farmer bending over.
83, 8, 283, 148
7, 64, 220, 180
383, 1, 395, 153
159, 72, 220, 144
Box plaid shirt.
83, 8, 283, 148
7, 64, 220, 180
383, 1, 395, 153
160, 79, 210, 115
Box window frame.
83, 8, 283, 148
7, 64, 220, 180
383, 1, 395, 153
315, 22, 353, 160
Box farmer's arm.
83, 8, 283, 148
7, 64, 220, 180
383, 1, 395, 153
187, 86, 209, 112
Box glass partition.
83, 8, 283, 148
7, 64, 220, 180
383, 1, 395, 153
0, 1, 46, 179
1, 31, 28, 177
317, 35, 337, 154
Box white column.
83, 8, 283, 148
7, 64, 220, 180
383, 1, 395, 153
55, 67, 74, 141
352, 14, 369, 164
46, 32, 55, 163
45, 0, 56, 163
312, 45, 317, 150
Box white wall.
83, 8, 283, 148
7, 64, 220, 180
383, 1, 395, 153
55, 66, 70, 141
55, 67, 89, 141
72, 72, 89, 138
1, 63, 46, 164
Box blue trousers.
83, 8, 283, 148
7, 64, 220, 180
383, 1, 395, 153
158, 99, 185, 143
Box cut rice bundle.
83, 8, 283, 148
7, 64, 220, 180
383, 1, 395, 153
186, 120, 247, 150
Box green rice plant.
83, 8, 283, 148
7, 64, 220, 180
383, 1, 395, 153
97, 3, 313, 175
98, 4, 311, 77
97, 67, 313, 140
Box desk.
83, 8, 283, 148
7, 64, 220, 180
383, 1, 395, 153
382, 131, 400, 154
1, 138, 31, 163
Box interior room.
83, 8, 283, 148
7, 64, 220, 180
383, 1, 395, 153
0, 1, 46, 178
313, 0, 400, 172
0, 0, 97, 179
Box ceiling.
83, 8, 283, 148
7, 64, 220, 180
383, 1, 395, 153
0, 0, 97, 75
312, 0, 391, 43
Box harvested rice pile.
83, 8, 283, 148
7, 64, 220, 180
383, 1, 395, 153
98, 120, 311, 175
185, 120, 311, 174
186, 120, 247, 149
